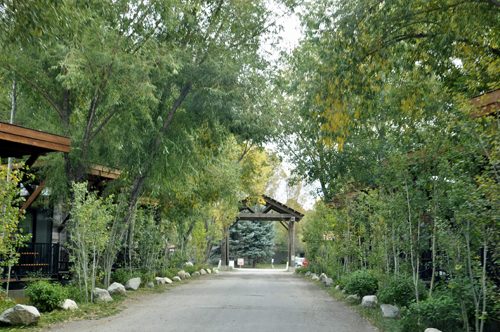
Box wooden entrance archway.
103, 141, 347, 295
220, 195, 304, 271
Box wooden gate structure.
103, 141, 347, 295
220, 195, 304, 271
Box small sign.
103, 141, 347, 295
237, 258, 244, 266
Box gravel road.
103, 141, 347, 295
46, 269, 376, 332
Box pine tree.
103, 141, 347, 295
230, 220, 276, 268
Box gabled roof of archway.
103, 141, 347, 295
238, 194, 304, 222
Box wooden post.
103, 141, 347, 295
221, 226, 230, 271
288, 218, 295, 272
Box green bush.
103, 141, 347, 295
183, 265, 197, 274
111, 269, 141, 285
400, 293, 465, 332
344, 270, 379, 298
25, 280, 66, 312
377, 276, 428, 307
159, 268, 179, 279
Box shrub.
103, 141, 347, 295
344, 270, 379, 298
400, 293, 464, 332
111, 269, 142, 285
25, 280, 66, 312
183, 265, 197, 274
377, 276, 428, 307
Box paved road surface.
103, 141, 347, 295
47, 269, 376, 332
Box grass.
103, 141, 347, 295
298, 273, 402, 332
0, 275, 200, 331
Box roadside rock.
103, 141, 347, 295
172, 276, 181, 282
178, 270, 186, 279
207, 269, 211, 274
164, 278, 173, 284
59, 299, 78, 311
305, 271, 311, 276
361, 295, 378, 308
184, 262, 194, 266
108, 282, 126, 296
192, 271, 200, 277
200, 269, 207, 275
335, 285, 341, 290
311, 275, 320, 281
380, 304, 401, 318
93, 288, 113, 302
155, 277, 165, 285
346, 294, 360, 301
146, 282, 154, 288
214, 269, 219, 274
424, 329, 442, 332
323, 278, 334, 287
0, 304, 41, 325
125, 277, 141, 290
319, 273, 327, 281
185, 273, 191, 278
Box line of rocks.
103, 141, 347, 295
302, 271, 442, 332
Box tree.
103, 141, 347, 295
229, 220, 276, 268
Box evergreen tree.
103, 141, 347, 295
229, 220, 276, 268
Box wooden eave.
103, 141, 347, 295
237, 194, 304, 223
0, 122, 70, 159
469, 89, 500, 118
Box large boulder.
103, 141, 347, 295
200, 269, 207, 275
172, 276, 181, 282
125, 277, 141, 291
185, 273, 191, 278
305, 271, 311, 277
164, 277, 173, 284
319, 273, 327, 281
207, 268, 212, 274
361, 295, 378, 308
155, 277, 165, 285
192, 271, 200, 277
108, 282, 126, 296
0, 304, 41, 325
59, 299, 78, 311
424, 329, 442, 332
93, 288, 113, 303
380, 304, 401, 318
178, 270, 186, 279
323, 278, 334, 287
146, 282, 154, 288
311, 275, 320, 281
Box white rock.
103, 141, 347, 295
346, 294, 360, 301
362, 295, 378, 308
172, 276, 181, 282
185, 273, 191, 278
335, 285, 341, 290
380, 304, 401, 318
214, 269, 219, 274
93, 288, 113, 302
323, 278, 334, 287
125, 277, 141, 290
108, 282, 126, 296
146, 282, 154, 288
155, 277, 165, 285
305, 271, 311, 276
319, 273, 327, 281
207, 268, 211, 274
424, 329, 442, 332
164, 277, 173, 284
0, 304, 41, 325
184, 262, 194, 266
200, 269, 207, 275
312, 275, 320, 281
178, 270, 186, 279
192, 271, 200, 277
59, 299, 78, 311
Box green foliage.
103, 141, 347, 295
400, 293, 465, 332
344, 270, 379, 298
189, 221, 208, 266
183, 265, 197, 275
25, 280, 66, 312
228, 220, 276, 267
111, 269, 141, 286
377, 276, 427, 308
